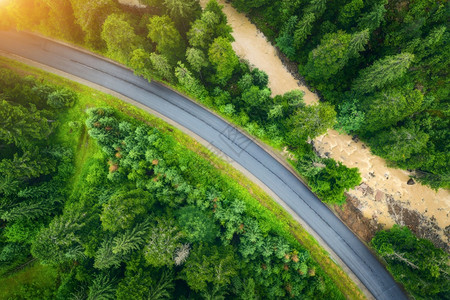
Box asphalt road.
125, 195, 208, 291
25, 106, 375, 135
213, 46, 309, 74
0, 31, 408, 300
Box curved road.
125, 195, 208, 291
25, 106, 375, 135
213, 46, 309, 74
0, 31, 407, 300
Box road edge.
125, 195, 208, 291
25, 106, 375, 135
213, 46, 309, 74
0, 49, 374, 300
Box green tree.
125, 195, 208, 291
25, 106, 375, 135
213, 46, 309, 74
338, 0, 364, 27
47, 88, 78, 109
130, 48, 154, 81
357, 1, 387, 31
163, 0, 201, 35
69, 0, 118, 47
175, 62, 208, 99
1, 199, 51, 222
309, 159, 361, 205
293, 13, 315, 49
336, 99, 365, 133
369, 125, 429, 162
288, 102, 336, 144
348, 29, 370, 57
232, 0, 269, 11
273, 89, 305, 118
101, 14, 142, 63
149, 53, 174, 81
147, 15, 184, 64
87, 274, 116, 300
144, 218, 183, 267
251, 68, 269, 89
116, 269, 151, 300
0, 100, 52, 147
203, 0, 233, 40
100, 189, 155, 232
372, 225, 449, 298
187, 2, 233, 51
307, 0, 327, 15
240, 85, 272, 120
352, 53, 414, 94
0, 147, 58, 181
188, 12, 217, 50
112, 221, 150, 256
148, 269, 175, 300
182, 244, 238, 292
304, 30, 368, 81
4, 219, 42, 244
31, 211, 86, 265
275, 16, 298, 59
176, 206, 218, 243
186, 47, 209, 73
94, 237, 122, 270
361, 87, 423, 132
208, 37, 239, 85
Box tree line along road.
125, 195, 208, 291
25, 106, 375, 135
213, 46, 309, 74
0, 30, 408, 300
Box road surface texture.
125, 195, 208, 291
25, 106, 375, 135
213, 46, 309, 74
0, 31, 407, 300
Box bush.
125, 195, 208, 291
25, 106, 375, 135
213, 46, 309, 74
47, 88, 78, 108
307, 158, 361, 205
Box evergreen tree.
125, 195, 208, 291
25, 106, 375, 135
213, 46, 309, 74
293, 13, 316, 49
0, 100, 52, 147
275, 16, 298, 59
176, 206, 218, 243
357, 1, 387, 31
130, 48, 154, 81
369, 125, 429, 162
352, 53, 414, 94
175, 62, 208, 99
372, 225, 449, 298
348, 29, 370, 57
87, 274, 116, 300
101, 189, 154, 232
163, 0, 201, 35
304, 30, 368, 81
31, 211, 86, 265
148, 269, 175, 300
338, 0, 364, 27
186, 47, 209, 73
306, 0, 327, 15
361, 86, 423, 132
182, 244, 238, 292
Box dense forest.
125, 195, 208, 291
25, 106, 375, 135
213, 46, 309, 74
0, 0, 449, 298
0, 67, 345, 298
0, 0, 362, 206
229, 0, 449, 189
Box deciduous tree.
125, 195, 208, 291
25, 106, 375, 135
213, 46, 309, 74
147, 15, 184, 64
101, 14, 142, 63
208, 37, 239, 85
